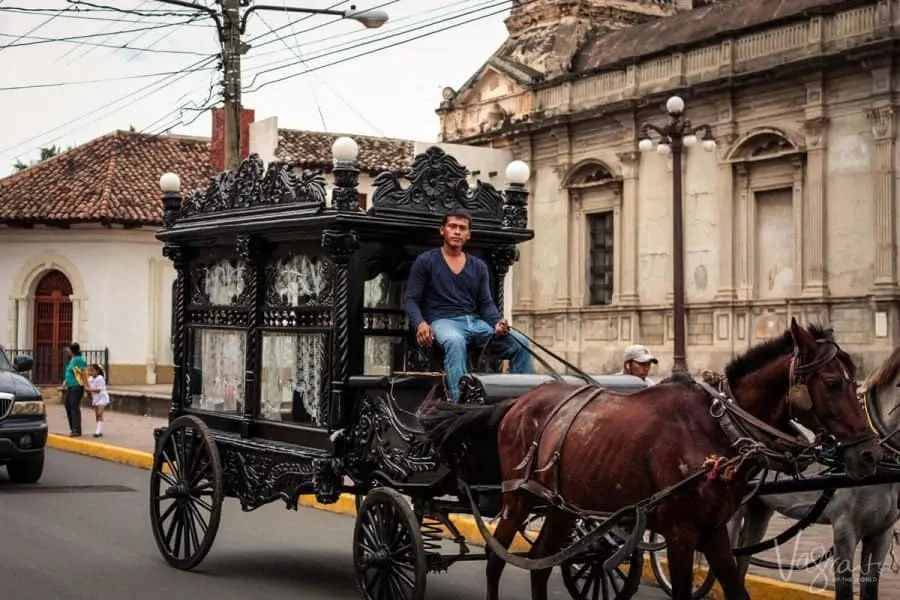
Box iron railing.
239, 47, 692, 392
2, 347, 110, 385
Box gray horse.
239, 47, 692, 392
727, 348, 900, 600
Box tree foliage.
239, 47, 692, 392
13, 145, 70, 172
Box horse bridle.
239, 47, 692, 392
787, 334, 876, 452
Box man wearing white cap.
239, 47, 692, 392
618, 344, 658, 385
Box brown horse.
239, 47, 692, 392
419, 319, 882, 600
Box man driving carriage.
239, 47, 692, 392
405, 208, 533, 403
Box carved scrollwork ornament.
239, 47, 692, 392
502, 186, 529, 229
370, 146, 504, 223
490, 246, 519, 277
234, 235, 270, 262
162, 243, 187, 268
332, 163, 362, 212
179, 154, 328, 217
321, 229, 360, 264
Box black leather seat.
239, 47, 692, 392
458, 373, 652, 405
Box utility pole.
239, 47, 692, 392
222, 0, 244, 172
151, 1, 389, 172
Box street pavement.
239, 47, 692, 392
41, 403, 900, 597
0, 449, 669, 600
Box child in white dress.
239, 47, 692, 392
86, 364, 110, 438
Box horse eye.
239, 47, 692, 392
823, 379, 842, 390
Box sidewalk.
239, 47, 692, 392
44, 403, 900, 595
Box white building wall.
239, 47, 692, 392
0, 226, 174, 383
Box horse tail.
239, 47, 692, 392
418, 398, 518, 459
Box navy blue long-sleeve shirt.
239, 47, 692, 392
405, 248, 502, 329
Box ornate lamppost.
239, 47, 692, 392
637, 95, 717, 374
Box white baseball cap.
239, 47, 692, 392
624, 344, 658, 364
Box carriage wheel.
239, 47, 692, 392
354, 487, 427, 600
560, 518, 644, 600
149, 414, 224, 571
645, 531, 716, 599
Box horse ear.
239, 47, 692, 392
789, 317, 815, 355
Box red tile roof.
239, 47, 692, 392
0, 130, 213, 227
275, 128, 416, 175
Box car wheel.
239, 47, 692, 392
7, 453, 44, 484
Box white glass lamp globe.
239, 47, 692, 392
702, 138, 717, 152
638, 138, 654, 152
505, 160, 530, 185
657, 143, 672, 156
332, 136, 359, 162
683, 134, 699, 148
666, 95, 685, 115
159, 172, 181, 193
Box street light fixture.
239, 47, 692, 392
637, 95, 717, 374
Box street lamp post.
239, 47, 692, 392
637, 95, 717, 374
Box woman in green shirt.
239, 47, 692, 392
61, 342, 87, 437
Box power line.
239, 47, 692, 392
0, 54, 220, 156
0, 5, 208, 26
0, 31, 212, 57
244, 0, 513, 93
0, 63, 218, 91
0, 18, 204, 49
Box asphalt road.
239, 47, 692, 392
0, 449, 669, 600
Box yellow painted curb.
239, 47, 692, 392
47, 434, 154, 470
46, 438, 834, 600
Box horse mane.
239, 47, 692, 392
865, 345, 900, 390
724, 323, 832, 387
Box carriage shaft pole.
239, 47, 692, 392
756, 470, 900, 495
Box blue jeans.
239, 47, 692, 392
431, 315, 533, 403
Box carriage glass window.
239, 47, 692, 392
363, 272, 407, 376
188, 328, 246, 414
260, 332, 327, 426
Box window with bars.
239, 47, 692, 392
588, 211, 614, 305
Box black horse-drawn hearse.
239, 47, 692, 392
150, 141, 657, 599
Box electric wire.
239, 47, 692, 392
2, 0, 520, 159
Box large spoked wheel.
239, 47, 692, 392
149, 414, 224, 571
646, 531, 716, 599
354, 487, 427, 600
560, 518, 644, 600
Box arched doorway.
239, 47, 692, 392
32, 270, 74, 384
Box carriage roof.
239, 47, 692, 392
156, 144, 534, 256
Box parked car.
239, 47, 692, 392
0, 345, 47, 483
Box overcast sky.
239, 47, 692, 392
0, 0, 510, 176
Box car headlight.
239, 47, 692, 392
10, 400, 46, 417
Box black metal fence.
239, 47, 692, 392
3, 347, 110, 385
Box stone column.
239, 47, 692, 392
868, 105, 898, 294
568, 189, 584, 306
802, 117, 829, 297
616, 151, 640, 305
554, 126, 572, 309
733, 164, 751, 300
714, 156, 736, 300
791, 157, 805, 298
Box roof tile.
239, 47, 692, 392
0, 130, 213, 227
275, 129, 415, 175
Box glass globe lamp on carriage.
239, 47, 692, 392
637, 95, 716, 374
159, 172, 182, 229
331, 136, 362, 212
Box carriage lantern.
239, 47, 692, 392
331, 136, 362, 212
636, 95, 717, 374
159, 172, 182, 230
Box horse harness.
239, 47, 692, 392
500, 384, 606, 513
500, 334, 875, 510
699, 334, 876, 473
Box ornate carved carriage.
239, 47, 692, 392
149, 141, 651, 599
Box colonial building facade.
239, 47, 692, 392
437, 0, 900, 375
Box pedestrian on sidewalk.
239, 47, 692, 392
60, 342, 87, 437
86, 363, 110, 438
